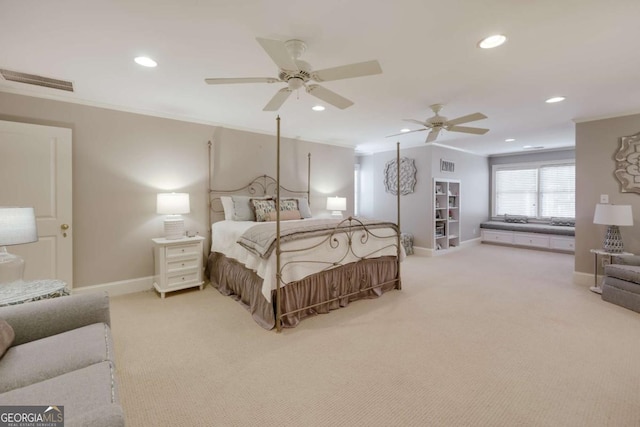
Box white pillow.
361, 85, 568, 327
296, 197, 313, 218
220, 196, 234, 220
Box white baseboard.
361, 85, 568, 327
574, 271, 598, 287
412, 238, 480, 257
72, 276, 154, 297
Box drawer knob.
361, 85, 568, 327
181, 277, 185, 281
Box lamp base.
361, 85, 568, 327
330, 211, 344, 219
603, 225, 625, 253
0, 246, 25, 285
164, 216, 185, 240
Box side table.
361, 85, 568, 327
0, 279, 70, 307
589, 249, 633, 294
152, 236, 205, 298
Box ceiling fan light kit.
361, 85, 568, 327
205, 37, 383, 111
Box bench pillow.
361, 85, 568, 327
504, 214, 528, 224
550, 217, 575, 227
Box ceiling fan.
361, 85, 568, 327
205, 37, 382, 111
388, 104, 489, 143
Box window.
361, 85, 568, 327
493, 161, 575, 218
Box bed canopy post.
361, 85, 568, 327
307, 152, 311, 207
396, 142, 402, 290
276, 116, 282, 333
208, 140, 213, 240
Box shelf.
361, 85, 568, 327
434, 178, 461, 252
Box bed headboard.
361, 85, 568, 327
208, 141, 311, 225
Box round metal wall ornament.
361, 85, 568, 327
384, 157, 417, 195
614, 131, 640, 194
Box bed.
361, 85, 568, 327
207, 118, 403, 331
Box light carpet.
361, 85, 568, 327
110, 244, 640, 426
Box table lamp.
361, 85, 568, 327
0, 207, 38, 284
157, 193, 190, 239
326, 196, 347, 219
593, 203, 633, 253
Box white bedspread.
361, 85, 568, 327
211, 219, 403, 302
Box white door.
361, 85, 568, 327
0, 120, 73, 287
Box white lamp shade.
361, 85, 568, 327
593, 204, 633, 226
0, 207, 38, 246
157, 193, 190, 215
326, 197, 347, 212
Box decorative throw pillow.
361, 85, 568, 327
232, 195, 270, 221
266, 209, 302, 221
504, 214, 528, 224
279, 199, 299, 212
251, 198, 277, 222
0, 318, 15, 359
550, 217, 575, 227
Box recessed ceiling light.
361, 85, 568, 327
505, 138, 516, 142
478, 34, 507, 49
134, 56, 157, 67
545, 96, 565, 103
400, 128, 411, 133
312, 105, 325, 111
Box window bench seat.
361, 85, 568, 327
480, 221, 575, 253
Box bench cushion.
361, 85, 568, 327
480, 221, 575, 236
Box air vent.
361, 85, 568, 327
0, 69, 74, 92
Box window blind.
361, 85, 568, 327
495, 168, 538, 216
494, 162, 575, 218
540, 164, 575, 217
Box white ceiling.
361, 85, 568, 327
2, 0, 640, 156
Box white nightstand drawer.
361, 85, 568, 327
166, 243, 200, 258
513, 233, 549, 248
482, 230, 513, 244
167, 270, 199, 286
167, 258, 199, 272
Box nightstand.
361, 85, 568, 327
152, 236, 205, 298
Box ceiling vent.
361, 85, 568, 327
0, 69, 74, 92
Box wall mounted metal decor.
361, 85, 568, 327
384, 157, 417, 195
614, 131, 640, 194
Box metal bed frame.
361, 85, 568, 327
208, 117, 402, 332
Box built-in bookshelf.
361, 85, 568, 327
434, 178, 461, 252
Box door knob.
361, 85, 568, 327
61, 223, 70, 237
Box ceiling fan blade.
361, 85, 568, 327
446, 112, 487, 126
256, 38, 298, 71
312, 60, 382, 82
386, 128, 428, 138
403, 118, 431, 127
205, 77, 280, 85
447, 125, 489, 135
263, 88, 292, 111
306, 84, 354, 109
426, 128, 441, 143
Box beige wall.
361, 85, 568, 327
575, 113, 640, 275
359, 144, 489, 249
0, 92, 354, 288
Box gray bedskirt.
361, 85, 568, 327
207, 252, 400, 329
